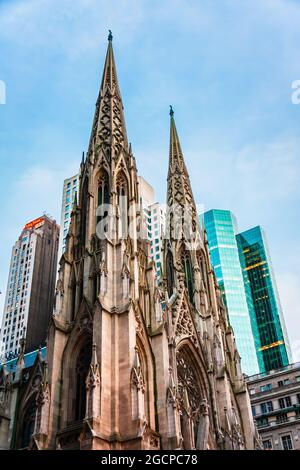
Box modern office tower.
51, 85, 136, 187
0, 215, 59, 360
202, 209, 259, 375
138, 176, 165, 280
237, 226, 292, 373
58, 173, 79, 260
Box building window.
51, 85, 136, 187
261, 401, 273, 413
262, 439, 273, 450
295, 376, 300, 383
276, 413, 288, 424
278, 379, 290, 387
279, 396, 292, 409
260, 383, 272, 392
281, 435, 293, 450
256, 416, 269, 428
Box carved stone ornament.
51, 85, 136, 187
175, 301, 197, 346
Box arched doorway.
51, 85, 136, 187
19, 394, 37, 448
74, 340, 92, 421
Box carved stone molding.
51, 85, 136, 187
175, 301, 197, 346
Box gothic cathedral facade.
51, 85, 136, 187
0, 36, 259, 450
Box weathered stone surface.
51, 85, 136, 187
0, 36, 257, 451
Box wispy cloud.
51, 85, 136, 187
236, 137, 300, 202
0, 0, 144, 55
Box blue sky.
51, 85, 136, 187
0, 0, 300, 360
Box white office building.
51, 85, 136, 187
138, 176, 165, 280
58, 173, 80, 261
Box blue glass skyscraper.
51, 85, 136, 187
236, 226, 292, 373
202, 210, 259, 375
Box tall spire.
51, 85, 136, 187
88, 31, 129, 161
167, 107, 197, 218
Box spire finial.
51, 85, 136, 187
169, 105, 174, 117
108, 30, 113, 42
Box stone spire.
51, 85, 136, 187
87, 31, 129, 161
167, 107, 198, 239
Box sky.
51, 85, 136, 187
0, 0, 299, 361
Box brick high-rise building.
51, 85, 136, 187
0, 216, 59, 360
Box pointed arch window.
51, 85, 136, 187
199, 252, 208, 291
70, 279, 76, 321
75, 340, 92, 421
116, 172, 128, 239
183, 252, 194, 305
166, 250, 175, 298
80, 178, 89, 246
96, 171, 110, 230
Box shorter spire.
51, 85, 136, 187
108, 29, 113, 42
169, 105, 174, 117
